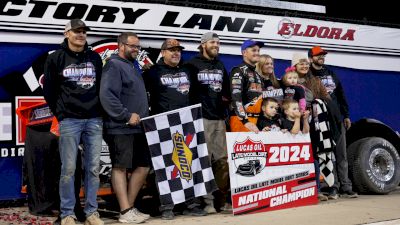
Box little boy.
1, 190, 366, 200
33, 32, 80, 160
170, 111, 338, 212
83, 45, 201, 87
257, 97, 281, 131
281, 99, 310, 134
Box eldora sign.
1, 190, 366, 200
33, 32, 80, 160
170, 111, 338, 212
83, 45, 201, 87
226, 132, 318, 215
278, 18, 356, 41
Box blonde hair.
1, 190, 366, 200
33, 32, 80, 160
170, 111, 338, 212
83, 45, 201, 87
256, 54, 280, 88
281, 71, 298, 86
281, 99, 298, 111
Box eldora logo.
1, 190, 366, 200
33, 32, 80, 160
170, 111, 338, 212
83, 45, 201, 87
171, 132, 194, 182
232, 137, 267, 176
277, 18, 355, 41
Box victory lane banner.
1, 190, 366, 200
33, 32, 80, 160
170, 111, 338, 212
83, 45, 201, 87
141, 104, 217, 206
227, 132, 318, 215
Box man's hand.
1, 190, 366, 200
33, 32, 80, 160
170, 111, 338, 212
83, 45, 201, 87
344, 118, 351, 130
127, 113, 141, 126
244, 122, 260, 133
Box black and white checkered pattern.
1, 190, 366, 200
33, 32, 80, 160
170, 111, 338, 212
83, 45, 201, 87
312, 99, 335, 187
141, 104, 217, 206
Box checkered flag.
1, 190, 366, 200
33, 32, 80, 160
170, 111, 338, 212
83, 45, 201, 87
141, 104, 217, 206
313, 99, 336, 187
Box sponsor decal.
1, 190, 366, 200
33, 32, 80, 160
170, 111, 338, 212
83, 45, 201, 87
160, 72, 190, 95
171, 131, 194, 181
278, 18, 355, 41
232, 137, 267, 177
0, 146, 24, 158
197, 69, 223, 92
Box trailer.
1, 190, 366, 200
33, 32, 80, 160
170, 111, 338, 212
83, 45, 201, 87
0, 0, 399, 203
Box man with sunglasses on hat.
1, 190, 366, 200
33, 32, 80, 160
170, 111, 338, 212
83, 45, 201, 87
309, 46, 358, 199
100, 32, 151, 224
43, 19, 104, 225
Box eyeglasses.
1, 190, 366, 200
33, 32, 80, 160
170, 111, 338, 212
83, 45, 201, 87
123, 43, 141, 50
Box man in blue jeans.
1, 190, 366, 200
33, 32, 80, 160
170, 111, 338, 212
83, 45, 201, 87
43, 19, 104, 225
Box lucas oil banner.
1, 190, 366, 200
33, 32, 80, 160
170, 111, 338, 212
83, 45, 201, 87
226, 132, 318, 215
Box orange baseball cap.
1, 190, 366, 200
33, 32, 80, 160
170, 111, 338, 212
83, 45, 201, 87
308, 46, 328, 57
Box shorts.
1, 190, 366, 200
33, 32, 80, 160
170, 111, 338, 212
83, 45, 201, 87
104, 133, 151, 169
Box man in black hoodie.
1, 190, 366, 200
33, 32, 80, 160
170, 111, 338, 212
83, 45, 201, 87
185, 32, 231, 213
144, 39, 207, 220
100, 32, 150, 224
43, 19, 104, 225
309, 46, 358, 198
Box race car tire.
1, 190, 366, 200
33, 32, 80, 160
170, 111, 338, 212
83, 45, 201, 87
349, 137, 400, 194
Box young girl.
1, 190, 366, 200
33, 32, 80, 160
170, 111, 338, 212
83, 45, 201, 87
281, 67, 306, 112
257, 97, 281, 131
281, 99, 310, 134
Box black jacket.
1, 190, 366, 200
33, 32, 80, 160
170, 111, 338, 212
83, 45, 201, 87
310, 65, 350, 118
144, 60, 190, 115
43, 38, 103, 121
230, 62, 263, 122
185, 54, 230, 120
100, 54, 149, 134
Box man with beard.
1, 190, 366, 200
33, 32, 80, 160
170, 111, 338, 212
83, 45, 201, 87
308, 46, 358, 199
43, 19, 103, 225
143, 39, 207, 219
185, 32, 231, 213
100, 32, 151, 224
229, 39, 264, 133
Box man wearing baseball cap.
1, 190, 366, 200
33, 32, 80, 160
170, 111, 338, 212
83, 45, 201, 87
43, 19, 104, 225
309, 46, 358, 199
185, 32, 231, 213
229, 39, 264, 133
144, 39, 208, 219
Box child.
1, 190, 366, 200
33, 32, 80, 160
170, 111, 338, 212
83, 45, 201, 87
281, 99, 310, 134
257, 97, 281, 131
282, 67, 306, 112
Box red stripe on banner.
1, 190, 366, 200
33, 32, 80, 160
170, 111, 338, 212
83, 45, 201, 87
232, 175, 318, 215
265, 143, 314, 166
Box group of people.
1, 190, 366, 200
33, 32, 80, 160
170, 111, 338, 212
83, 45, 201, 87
42, 19, 357, 225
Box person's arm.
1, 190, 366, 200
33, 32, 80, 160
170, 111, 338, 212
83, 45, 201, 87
99, 61, 131, 122
332, 73, 351, 126
230, 67, 259, 132
94, 53, 103, 96
290, 115, 301, 134
43, 54, 59, 118
302, 110, 310, 133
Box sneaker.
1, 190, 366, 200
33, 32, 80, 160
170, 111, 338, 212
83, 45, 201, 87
340, 190, 358, 198
328, 188, 339, 200
204, 205, 216, 214
220, 203, 233, 213
61, 216, 76, 225
84, 212, 104, 225
118, 209, 146, 224
317, 193, 328, 201
183, 207, 207, 216
161, 210, 174, 220
132, 208, 150, 220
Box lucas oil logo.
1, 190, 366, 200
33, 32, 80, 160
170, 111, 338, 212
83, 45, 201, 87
171, 131, 194, 181
232, 137, 267, 177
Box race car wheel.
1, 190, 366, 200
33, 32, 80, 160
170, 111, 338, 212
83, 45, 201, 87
349, 137, 400, 194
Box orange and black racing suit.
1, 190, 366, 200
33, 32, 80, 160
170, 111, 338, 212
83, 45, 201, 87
229, 62, 263, 132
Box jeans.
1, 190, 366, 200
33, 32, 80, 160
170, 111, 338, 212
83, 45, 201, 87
59, 118, 102, 219
333, 124, 353, 192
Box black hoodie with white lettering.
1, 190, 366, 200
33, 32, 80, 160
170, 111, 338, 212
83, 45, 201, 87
144, 59, 191, 115
43, 38, 103, 121
185, 54, 230, 120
